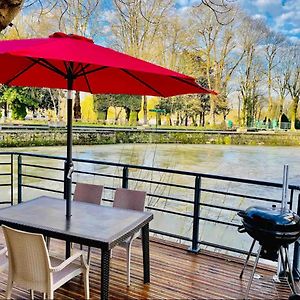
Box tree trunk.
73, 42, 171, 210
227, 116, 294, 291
0, 0, 24, 32
73, 91, 81, 120
209, 95, 216, 126
143, 96, 147, 125
3, 101, 7, 118
97, 110, 108, 124
124, 107, 130, 124
290, 97, 299, 131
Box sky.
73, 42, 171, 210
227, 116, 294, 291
175, 0, 300, 43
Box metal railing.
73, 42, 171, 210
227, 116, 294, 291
1, 151, 300, 275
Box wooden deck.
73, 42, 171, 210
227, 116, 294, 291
0, 235, 295, 299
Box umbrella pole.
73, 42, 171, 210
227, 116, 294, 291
65, 78, 74, 219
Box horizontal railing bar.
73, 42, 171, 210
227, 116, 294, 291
102, 198, 113, 203
147, 193, 194, 205
0, 162, 10, 166
146, 206, 192, 218
199, 240, 248, 255
15, 152, 64, 161
22, 174, 64, 183
199, 216, 240, 227
74, 170, 122, 180
201, 187, 280, 203
0, 184, 11, 187
200, 202, 241, 212
150, 229, 192, 242
21, 184, 64, 194
128, 176, 194, 190
22, 163, 63, 172
0, 173, 11, 176
0, 201, 12, 204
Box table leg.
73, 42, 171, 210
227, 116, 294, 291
65, 241, 71, 258
142, 223, 150, 284
101, 249, 110, 300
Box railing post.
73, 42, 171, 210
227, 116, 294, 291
17, 155, 22, 204
188, 175, 201, 253
63, 160, 68, 200
293, 192, 300, 279
122, 166, 129, 189
10, 153, 14, 206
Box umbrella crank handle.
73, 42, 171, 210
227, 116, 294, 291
67, 164, 74, 179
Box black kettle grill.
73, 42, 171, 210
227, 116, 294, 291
238, 205, 300, 260
237, 165, 300, 299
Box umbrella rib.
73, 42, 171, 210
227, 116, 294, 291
74, 64, 90, 77
121, 69, 165, 97
29, 58, 66, 78
5, 59, 39, 85
79, 63, 92, 94
171, 76, 216, 94
76, 66, 108, 77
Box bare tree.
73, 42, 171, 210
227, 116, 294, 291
191, 6, 244, 126
285, 45, 300, 130
110, 0, 173, 124
237, 15, 268, 127
194, 0, 237, 25
264, 30, 285, 122
273, 45, 289, 128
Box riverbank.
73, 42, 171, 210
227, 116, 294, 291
1, 129, 300, 147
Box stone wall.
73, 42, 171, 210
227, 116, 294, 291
1, 129, 300, 147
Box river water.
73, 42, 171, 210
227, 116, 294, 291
2, 144, 300, 254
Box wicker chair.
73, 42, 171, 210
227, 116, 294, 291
113, 188, 146, 286
2, 225, 89, 299
73, 182, 104, 205
0, 244, 8, 272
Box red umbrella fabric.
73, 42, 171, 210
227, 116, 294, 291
0, 32, 216, 218
0, 32, 216, 97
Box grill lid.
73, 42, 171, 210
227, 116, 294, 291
238, 205, 300, 232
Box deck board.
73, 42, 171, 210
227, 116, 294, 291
0, 234, 295, 299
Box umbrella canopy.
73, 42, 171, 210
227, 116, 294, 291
0, 32, 216, 218
0, 32, 216, 97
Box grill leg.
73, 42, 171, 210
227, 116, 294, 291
279, 246, 287, 276
245, 244, 262, 300
240, 239, 256, 279
283, 246, 297, 294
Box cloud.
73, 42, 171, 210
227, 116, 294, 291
252, 14, 267, 21
239, 0, 300, 42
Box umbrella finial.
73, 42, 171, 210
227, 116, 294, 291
49, 32, 94, 44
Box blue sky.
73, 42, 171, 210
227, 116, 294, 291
175, 0, 300, 42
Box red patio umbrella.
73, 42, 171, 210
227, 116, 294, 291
0, 32, 216, 218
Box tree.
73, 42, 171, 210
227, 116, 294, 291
237, 15, 267, 127
191, 6, 244, 126
121, 95, 142, 125
273, 46, 289, 128
0, 86, 38, 119
285, 45, 300, 130
93, 94, 113, 124
264, 31, 285, 123
0, 0, 23, 31
110, 0, 173, 124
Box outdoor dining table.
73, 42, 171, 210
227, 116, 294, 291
0, 196, 153, 300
